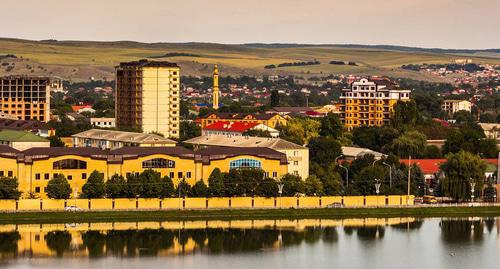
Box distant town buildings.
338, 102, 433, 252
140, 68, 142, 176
0, 76, 52, 122
72, 129, 177, 150
202, 121, 279, 137
200, 112, 287, 129
441, 100, 472, 117
0, 130, 50, 151
339, 78, 411, 130
479, 123, 500, 140
115, 60, 180, 138
90, 117, 116, 128
0, 118, 54, 137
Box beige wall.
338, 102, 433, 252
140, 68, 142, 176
10, 141, 50, 151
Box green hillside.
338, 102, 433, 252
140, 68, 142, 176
0, 38, 499, 82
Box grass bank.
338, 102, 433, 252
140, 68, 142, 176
0, 206, 499, 224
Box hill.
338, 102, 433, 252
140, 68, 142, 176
0, 38, 499, 82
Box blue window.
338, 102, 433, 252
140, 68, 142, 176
230, 159, 262, 169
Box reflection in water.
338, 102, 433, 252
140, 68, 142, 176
0, 218, 497, 260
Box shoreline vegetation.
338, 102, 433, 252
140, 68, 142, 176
0, 206, 499, 225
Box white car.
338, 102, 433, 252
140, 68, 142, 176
64, 206, 82, 212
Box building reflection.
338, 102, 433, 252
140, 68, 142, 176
0, 217, 430, 258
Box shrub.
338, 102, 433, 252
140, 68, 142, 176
47, 174, 72, 199
81, 171, 105, 198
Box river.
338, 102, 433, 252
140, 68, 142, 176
0, 218, 498, 268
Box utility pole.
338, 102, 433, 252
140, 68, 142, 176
407, 155, 411, 205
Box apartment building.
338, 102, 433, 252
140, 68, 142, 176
115, 60, 180, 138
339, 78, 411, 130
441, 100, 472, 117
0, 76, 51, 122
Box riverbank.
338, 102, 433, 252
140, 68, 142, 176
1, 206, 500, 224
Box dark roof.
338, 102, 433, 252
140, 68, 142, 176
0, 145, 20, 155
110, 146, 195, 158
270, 107, 314, 113
0, 118, 50, 131
206, 112, 282, 120
197, 146, 287, 164
117, 59, 178, 69
22, 147, 107, 158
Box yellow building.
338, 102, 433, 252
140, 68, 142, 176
115, 60, 180, 138
200, 112, 287, 129
0, 145, 288, 198
0, 76, 52, 122
340, 78, 411, 131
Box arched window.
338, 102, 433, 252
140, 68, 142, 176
53, 159, 87, 170
142, 158, 175, 169
230, 159, 262, 169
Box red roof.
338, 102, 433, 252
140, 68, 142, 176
400, 158, 498, 175
203, 121, 260, 132
71, 105, 92, 112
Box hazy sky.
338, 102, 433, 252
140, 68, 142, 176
1, 0, 499, 49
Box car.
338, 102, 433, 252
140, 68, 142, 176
64, 206, 82, 212
423, 195, 438, 204
326, 202, 344, 208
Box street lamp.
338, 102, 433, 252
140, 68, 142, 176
335, 155, 349, 187
374, 179, 381, 208
277, 182, 284, 209
382, 162, 392, 188
470, 178, 476, 205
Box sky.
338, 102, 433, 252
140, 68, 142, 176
1, 0, 499, 49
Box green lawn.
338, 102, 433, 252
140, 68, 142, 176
1, 206, 499, 224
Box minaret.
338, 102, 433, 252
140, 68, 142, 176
212, 64, 219, 110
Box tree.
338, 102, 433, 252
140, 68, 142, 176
386, 130, 427, 158
280, 174, 304, 196
255, 177, 278, 197
176, 178, 193, 197
139, 170, 164, 198
48, 136, 65, 147
440, 151, 487, 201
45, 231, 72, 257
224, 168, 262, 196
126, 173, 142, 198
321, 172, 343, 196
352, 166, 387, 195
308, 136, 342, 167
392, 100, 418, 130
352, 126, 399, 152
319, 113, 343, 138
270, 90, 280, 107
160, 176, 175, 198
208, 168, 225, 197
453, 110, 475, 123
47, 174, 72, 199
424, 145, 442, 158
192, 180, 209, 197
180, 121, 201, 141
304, 175, 324, 196
279, 117, 320, 145
81, 171, 105, 198
0, 177, 21, 199
105, 174, 127, 198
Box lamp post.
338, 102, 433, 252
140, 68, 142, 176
336, 155, 349, 187
374, 179, 381, 208
382, 162, 392, 188
470, 178, 476, 205
277, 182, 284, 209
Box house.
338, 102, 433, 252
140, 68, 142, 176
184, 135, 309, 179
341, 146, 386, 161
71, 105, 96, 114
202, 121, 280, 137
0, 130, 50, 151
72, 129, 177, 150
266, 107, 314, 116
0, 118, 54, 137
479, 123, 500, 139
200, 112, 286, 129
441, 100, 472, 117
90, 118, 116, 128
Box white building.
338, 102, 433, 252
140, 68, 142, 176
90, 118, 116, 128
441, 100, 472, 117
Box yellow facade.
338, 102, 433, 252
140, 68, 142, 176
340, 78, 411, 131
0, 146, 288, 198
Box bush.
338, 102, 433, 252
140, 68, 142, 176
47, 174, 72, 199
0, 177, 21, 199
126, 173, 142, 198
81, 171, 105, 198
208, 168, 225, 197
105, 174, 127, 198
176, 178, 192, 197
304, 175, 324, 196
192, 181, 209, 197
280, 174, 304, 196
160, 176, 175, 198
255, 177, 278, 197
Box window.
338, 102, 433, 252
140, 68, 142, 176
35, 173, 41, 180
272, 172, 278, 178
8, 171, 13, 177
35, 187, 40, 193
230, 159, 262, 169
44, 173, 49, 180
82, 173, 87, 179
67, 175, 72, 180
0, 171, 3, 177
186, 172, 192, 178
178, 172, 183, 178
142, 158, 175, 169
293, 161, 299, 166
169, 172, 174, 179
53, 159, 87, 169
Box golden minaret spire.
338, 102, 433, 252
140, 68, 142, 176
212, 64, 220, 110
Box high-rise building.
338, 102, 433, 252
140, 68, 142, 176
212, 64, 219, 109
0, 76, 51, 122
339, 78, 411, 131
115, 60, 180, 138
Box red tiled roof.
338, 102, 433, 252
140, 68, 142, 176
203, 121, 260, 132
400, 158, 498, 174
71, 105, 92, 112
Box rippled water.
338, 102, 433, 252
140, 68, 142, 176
1, 218, 499, 268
